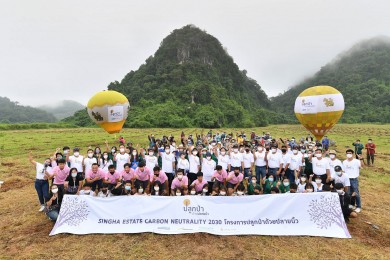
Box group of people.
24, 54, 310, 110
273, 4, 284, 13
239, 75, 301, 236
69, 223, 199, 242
30, 130, 375, 223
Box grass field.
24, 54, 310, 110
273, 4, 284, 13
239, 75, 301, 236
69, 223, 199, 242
0, 124, 389, 259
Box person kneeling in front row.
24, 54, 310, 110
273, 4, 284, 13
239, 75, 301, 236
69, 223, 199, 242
335, 183, 357, 223
171, 169, 188, 196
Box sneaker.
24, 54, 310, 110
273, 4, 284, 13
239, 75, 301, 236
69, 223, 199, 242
39, 205, 45, 212
348, 205, 354, 209
355, 208, 361, 213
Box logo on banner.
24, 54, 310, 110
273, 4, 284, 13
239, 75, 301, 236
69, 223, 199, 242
183, 199, 209, 215
53, 196, 89, 228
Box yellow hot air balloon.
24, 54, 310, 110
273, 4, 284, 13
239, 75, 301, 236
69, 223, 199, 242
87, 90, 130, 134
294, 86, 344, 141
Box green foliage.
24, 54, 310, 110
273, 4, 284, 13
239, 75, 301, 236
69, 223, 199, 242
271, 36, 390, 123
0, 97, 57, 123
0, 122, 77, 130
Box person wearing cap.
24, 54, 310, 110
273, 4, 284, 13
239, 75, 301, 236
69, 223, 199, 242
343, 149, 362, 213
190, 172, 208, 194
201, 151, 217, 190
176, 152, 189, 173
310, 148, 331, 184
226, 167, 244, 196
267, 145, 283, 181
211, 165, 228, 195
335, 183, 358, 223
228, 145, 244, 172
150, 166, 169, 196
170, 169, 188, 196
66, 147, 84, 177
328, 150, 343, 179
333, 165, 350, 192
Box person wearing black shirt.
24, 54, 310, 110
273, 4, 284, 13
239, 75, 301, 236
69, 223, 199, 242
335, 183, 357, 223
45, 184, 63, 221
65, 167, 83, 194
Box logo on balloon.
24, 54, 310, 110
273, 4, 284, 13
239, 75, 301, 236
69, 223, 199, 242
323, 98, 334, 107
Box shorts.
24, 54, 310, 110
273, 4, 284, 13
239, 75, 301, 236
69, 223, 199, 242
227, 182, 241, 189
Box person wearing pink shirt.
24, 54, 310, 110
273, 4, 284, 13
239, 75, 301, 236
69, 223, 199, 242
190, 172, 208, 194
170, 169, 188, 196
85, 163, 105, 192
50, 158, 70, 194
211, 165, 227, 195
103, 165, 121, 190
226, 167, 244, 196
134, 161, 151, 194
150, 166, 169, 196
121, 163, 135, 183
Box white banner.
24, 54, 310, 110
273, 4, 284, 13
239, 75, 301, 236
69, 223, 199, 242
294, 93, 345, 114
50, 193, 351, 238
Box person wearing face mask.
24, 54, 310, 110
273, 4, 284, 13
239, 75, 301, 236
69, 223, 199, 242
99, 151, 113, 172
170, 169, 188, 196
134, 161, 151, 194
335, 183, 358, 223
190, 171, 208, 195
129, 149, 141, 170
201, 152, 216, 191
218, 185, 227, 196
104, 165, 121, 190
310, 148, 331, 184
365, 139, 376, 166
304, 151, 313, 177
242, 146, 254, 180
200, 184, 209, 196
278, 177, 291, 193
226, 167, 244, 196
228, 145, 244, 172
104, 140, 117, 168
121, 163, 135, 184
122, 181, 134, 196
150, 166, 169, 196
235, 184, 246, 196
343, 149, 362, 213
211, 165, 228, 195
29, 151, 53, 212
295, 173, 308, 193
332, 166, 350, 192
216, 147, 230, 171
44, 184, 63, 221
286, 146, 303, 185
304, 183, 315, 193
64, 168, 83, 194
79, 183, 95, 196
188, 147, 201, 186
85, 163, 105, 193
266, 145, 283, 181
143, 147, 158, 170
326, 150, 342, 178
262, 174, 277, 194
310, 175, 322, 192
114, 145, 130, 172
67, 147, 84, 177
94, 146, 101, 157
321, 136, 330, 151
248, 176, 261, 195
177, 152, 190, 173
98, 183, 113, 197
254, 145, 267, 183
83, 149, 97, 173
160, 145, 176, 193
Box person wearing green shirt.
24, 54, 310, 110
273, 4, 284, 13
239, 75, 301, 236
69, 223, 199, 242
262, 175, 277, 194
352, 139, 364, 160
247, 176, 262, 195
279, 177, 290, 193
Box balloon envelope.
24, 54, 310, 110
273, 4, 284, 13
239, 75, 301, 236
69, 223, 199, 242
87, 90, 130, 134
294, 86, 344, 141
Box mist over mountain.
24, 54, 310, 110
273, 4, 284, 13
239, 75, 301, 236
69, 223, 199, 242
38, 100, 85, 120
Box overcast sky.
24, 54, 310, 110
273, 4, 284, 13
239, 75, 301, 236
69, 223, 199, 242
0, 0, 389, 107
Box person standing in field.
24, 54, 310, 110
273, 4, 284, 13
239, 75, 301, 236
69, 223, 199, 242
365, 139, 376, 166
352, 139, 364, 161
343, 149, 362, 213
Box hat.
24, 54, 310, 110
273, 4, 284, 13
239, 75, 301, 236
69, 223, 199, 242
73, 147, 80, 152
205, 152, 212, 157
334, 183, 344, 189
178, 144, 184, 148
201, 148, 207, 151
334, 165, 342, 172
329, 150, 337, 154
148, 147, 155, 151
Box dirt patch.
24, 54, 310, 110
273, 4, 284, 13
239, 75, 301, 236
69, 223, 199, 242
1, 162, 15, 167
0, 176, 32, 192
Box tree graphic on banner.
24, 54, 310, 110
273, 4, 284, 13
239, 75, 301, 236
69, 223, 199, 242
53, 196, 89, 229
308, 194, 350, 237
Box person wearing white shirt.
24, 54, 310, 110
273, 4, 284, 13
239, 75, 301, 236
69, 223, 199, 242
254, 146, 267, 183
188, 148, 201, 185
114, 145, 130, 172
201, 152, 217, 182
228, 145, 244, 171
83, 149, 97, 172
343, 149, 362, 212
144, 148, 158, 171
242, 147, 254, 179
328, 150, 343, 179
160, 145, 176, 192
217, 147, 230, 171
267, 146, 283, 180
29, 152, 52, 212
67, 147, 84, 174
333, 165, 350, 192
286, 147, 303, 184
99, 152, 113, 172
311, 148, 331, 184
177, 152, 190, 173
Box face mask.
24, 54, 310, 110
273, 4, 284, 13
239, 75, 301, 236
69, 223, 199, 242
103, 155, 108, 159
125, 186, 131, 191
52, 188, 58, 194
88, 153, 93, 158
138, 188, 143, 193
96, 149, 100, 154
283, 181, 289, 187
192, 151, 198, 155
330, 154, 335, 159
257, 147, 263, 152
251, 180, 256, 184
337, 189, 344, 195
74, 152, 79, 157
234, 172, 239, 177
346, 154, 353, 158
165, 149, 170, 153
177, 175, 183, 180
220, 191, 226, 196
301, 177, 306, 182
190, 190, 196, 195
268, 177, 274, 182
154, 186, 159, 191
237, 191, 244, 196
315, 179, 322, 184
308, 146, 313, 150
306, 189, 313, 193
206, 156, 211, 160
132, 151, 137, 156
176, 192, 181, 196
315, 154, 322, 158
266, 148, 270, 151
71, 173, 77, 178
336, 171, 342, 176
301, 149, 306, 153
84, 190, 90, 195
293, 150, 298, 154
202, 189, 208, 193
233, 148, 239, 153
119, 148, 125, 153
63, 150, 69, 155
271, 148, 277, 153
111, 149, 116, 153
